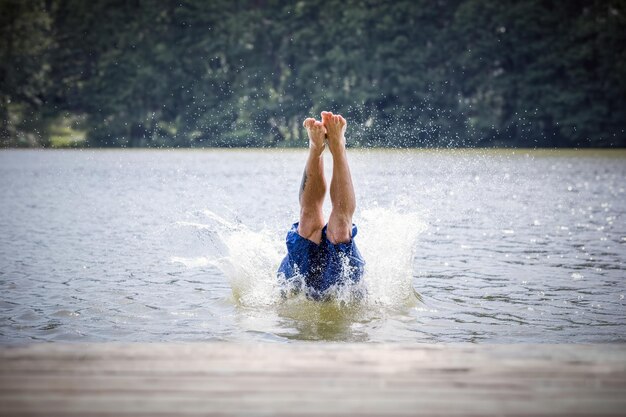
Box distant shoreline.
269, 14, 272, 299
2, 146, 626, 150
2, 147, 625, 155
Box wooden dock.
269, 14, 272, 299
1, 343, 625, 416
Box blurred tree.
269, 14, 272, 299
1, 0, 624, 147
447, 0, 626, 147
0, 0, 52, 146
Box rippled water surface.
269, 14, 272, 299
1, 149, 625, 343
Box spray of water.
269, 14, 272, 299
172, 206, 426, 317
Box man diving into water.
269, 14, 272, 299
277, 112, 365, 299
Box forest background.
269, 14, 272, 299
1, 0, 624, 148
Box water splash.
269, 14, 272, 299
171, 207, 426, 312
358, 207, 426, 307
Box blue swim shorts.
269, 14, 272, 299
277, 222, 365, 298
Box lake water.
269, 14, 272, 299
1, 149, 625, 344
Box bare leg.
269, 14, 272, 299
322, 111, 356, 244
298, 118, 327, 244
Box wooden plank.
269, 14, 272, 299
0, 343, 625, 416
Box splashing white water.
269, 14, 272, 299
357, 207, 425, 307
171, 207, 425, 311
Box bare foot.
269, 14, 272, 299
321, 111, 346, 154
303, 118, 326, 155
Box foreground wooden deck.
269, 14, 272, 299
1, 343, 625, 416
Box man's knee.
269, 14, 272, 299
298, 223, 324, 244
299, 209, 325, 243
327, 214, 352, 244
326, 226, 351, 244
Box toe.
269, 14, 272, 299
321, 111, 333, 123
303, 118, 315, 129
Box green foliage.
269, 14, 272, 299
1, 0, 624, 147
0, 0, 52, 146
